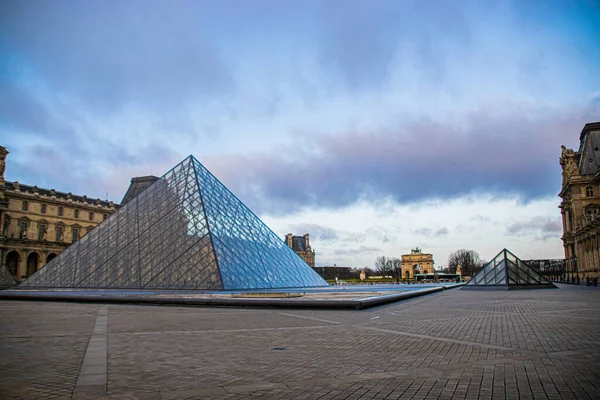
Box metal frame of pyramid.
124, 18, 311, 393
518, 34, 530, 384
20, 156, 328, 290
462, 249, 557, 290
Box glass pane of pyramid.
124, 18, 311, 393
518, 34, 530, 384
191, 158, 327, 289
21, 155, 328, 290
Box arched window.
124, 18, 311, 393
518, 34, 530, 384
586, 186, 594, 197
6, 251, 19, 279
26, 252, 39, 277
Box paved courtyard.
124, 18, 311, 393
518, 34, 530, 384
1, 284, 599, 400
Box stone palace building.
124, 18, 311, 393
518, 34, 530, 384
559, 122, 600, 283
0, 146, 118, 282
285, 233, 315, 267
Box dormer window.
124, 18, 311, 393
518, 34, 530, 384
586, 186, 594, 197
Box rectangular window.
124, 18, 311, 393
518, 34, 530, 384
89, 212, 94, 221
22, 201, 28, 211
38, 224, 46, 241
56, 226, 63, 242
72, 228, 79, 242
2, 219, 8, 236
103, 214, 107, 221
19, 222, 27, 239
74, 209, 79, 219
58, 207, 63, 216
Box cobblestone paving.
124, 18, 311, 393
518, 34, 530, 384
0, 302, 97, 400
1, 284, 600, 399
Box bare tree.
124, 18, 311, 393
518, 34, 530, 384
447, 249, 483, 277
387, 257, 402, 280
374, 256, 393, 277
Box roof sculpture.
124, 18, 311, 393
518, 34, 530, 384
462, 248, 557, 290
21, 156, 328, 290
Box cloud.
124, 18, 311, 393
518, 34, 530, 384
315, 0, 475, 88
0, 1, 232, 112
334, 246, 383, 257
435, 227, 449, 237
264, 194, 564, 268
414, 227, 449, 238
506, 216, 562, 241
287, 224, 339, 241
206, 100, 599, 214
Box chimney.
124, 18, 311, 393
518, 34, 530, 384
304, 233, 310, 250
285, 233, 293, 248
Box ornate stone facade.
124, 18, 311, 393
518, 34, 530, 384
0, 146, 118, 282
559, 122, 600, 283
285, 233, 315, 267
401, 247, 434, 279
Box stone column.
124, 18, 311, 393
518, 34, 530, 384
16, 250, 26, 282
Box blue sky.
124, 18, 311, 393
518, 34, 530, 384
1, 1, 599, 267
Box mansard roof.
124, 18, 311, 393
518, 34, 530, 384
5, 181, 117, 208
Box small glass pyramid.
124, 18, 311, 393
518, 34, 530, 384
463, 249, 557, 289
21, 156, 328, 290
0, 265, 16, 288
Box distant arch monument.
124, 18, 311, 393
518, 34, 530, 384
401, 248, 434, 279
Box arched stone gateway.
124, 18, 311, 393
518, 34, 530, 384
26, 252, 39, 278
401, 248, 434, 279
6, 251, 19, 280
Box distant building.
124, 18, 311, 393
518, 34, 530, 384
401, 247, 434, 279
121, 176, 159, 205
312, 266, 357, 280
559, 122, 600, 283
0, 146, 118, 282
285, 233, 315, 267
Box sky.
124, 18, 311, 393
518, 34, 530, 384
1, 0, 599, 268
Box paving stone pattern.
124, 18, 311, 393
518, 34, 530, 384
1, 284, 600, 399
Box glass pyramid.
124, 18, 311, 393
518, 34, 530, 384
0, 265, 16, 288
21, 156, 328, 290
463, 249, 556, 289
